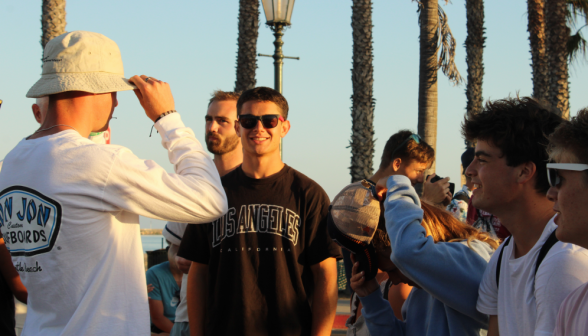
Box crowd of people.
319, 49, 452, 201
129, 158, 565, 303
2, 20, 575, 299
0, 30, 587, 336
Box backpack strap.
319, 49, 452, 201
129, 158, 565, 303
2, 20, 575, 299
534, 230, 559, 276
496, 236, 511, 289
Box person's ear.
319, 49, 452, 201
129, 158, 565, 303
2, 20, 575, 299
391, 158, 402, 172
517, 161, 537, 185
235, 118, 241, 135
280, 119, 291, 138
32, 104, 43, 124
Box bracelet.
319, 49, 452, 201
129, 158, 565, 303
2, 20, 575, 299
154, 110, 177, 123
150, 110, 177, 137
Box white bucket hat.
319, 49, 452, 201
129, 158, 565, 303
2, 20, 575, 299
27, 31, 136, 98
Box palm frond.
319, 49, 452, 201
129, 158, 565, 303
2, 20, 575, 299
438, 4, 463, 85
568, 25, 588, 63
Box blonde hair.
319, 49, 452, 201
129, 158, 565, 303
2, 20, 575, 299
372, 202, 499, 251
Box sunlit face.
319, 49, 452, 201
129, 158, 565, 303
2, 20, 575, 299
465, 140, 521, 215
394, 159, 428, 186
376, 247, 418, 288
546, 156, 588, 248
235, 101, 290, 158
205, 100, 240, 155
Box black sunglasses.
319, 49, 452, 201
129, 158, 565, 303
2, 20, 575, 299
238, 114, 284, 129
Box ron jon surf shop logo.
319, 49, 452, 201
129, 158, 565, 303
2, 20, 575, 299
0, 186, 62, 256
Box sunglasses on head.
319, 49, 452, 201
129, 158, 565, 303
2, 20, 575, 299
360, 179, 378, 199
238, 114, 284, 129
546, 163, 588, 187
391, 134, 421, 158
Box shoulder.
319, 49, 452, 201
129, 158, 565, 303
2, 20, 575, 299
286, 166, 329, 199
147, 261, 171, 276
539, 242, 588, 274
461, 239, 496, 263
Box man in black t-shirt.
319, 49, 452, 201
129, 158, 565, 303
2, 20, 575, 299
179, 87, 341, 336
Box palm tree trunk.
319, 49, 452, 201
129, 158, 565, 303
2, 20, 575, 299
465, 0, 485, 121
350, 0, 375, 183
235, 0, 260, 93
418, 0, 439, 173
545, 0, 570, 119
528, 0, 549, 101
41, 0, 66, 50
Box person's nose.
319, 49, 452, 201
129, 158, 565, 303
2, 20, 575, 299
253, 120, 265, 132
465, 159, 477, 178
546, 185, 558, 203
208, 120, 219, 133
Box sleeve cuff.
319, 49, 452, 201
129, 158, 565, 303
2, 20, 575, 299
154, 112, 184, 135
476, 302, 498, 316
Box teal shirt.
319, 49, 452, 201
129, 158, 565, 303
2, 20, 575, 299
146, 262, 180, 325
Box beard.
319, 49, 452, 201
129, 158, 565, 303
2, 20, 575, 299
206, 132, 240, 155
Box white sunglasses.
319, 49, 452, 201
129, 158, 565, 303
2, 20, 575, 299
546, 163, 588, 187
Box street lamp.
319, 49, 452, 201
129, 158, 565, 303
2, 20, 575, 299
259, 0, 299, 159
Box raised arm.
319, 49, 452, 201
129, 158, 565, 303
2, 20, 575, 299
381, 175, 490, 324
99, 76, 227, 223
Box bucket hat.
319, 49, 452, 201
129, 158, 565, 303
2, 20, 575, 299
27, 31, 136, 98
327, 180, 381, 281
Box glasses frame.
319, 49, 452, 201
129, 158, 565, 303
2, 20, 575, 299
390, 134, 421, 160
237, 114, 285, 129
546, 163, 588, 187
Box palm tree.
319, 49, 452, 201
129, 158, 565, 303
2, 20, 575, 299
235, 0, 260, 93
349, 0, 376, 182
41, 0, 66, 50
546, 0, 571, 119
528, 0, 549, 101
465, 0, 485, 123
417, 0, 463, 173
566, 1, 588, 64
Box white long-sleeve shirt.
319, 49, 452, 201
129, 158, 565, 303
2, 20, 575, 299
0, 113, 227, 336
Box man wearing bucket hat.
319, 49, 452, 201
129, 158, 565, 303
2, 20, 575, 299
0, 31, 227, 336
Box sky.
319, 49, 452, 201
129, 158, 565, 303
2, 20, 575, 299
1, 1, 587, 229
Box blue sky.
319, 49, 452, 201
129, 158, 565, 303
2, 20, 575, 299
1, 1, 586, 229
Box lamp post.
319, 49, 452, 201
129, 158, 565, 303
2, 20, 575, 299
259, 0, 299, 159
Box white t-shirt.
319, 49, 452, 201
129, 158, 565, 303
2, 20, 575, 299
477, 218, 588, 336
554, 282, 588, 336
0, 113, 226, 336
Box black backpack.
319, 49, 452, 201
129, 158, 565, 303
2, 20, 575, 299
495, 230, 559, 288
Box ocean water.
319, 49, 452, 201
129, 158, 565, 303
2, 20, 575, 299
141, 235, 168, 253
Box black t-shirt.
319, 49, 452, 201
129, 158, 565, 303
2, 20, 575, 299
179, 165, 341, 336
0, 232, 16, 336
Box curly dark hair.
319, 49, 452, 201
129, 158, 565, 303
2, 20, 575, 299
236, 87, 289, 120
548, 107, 588, 181
461, 97, 563, 194
380, 130, 435, 169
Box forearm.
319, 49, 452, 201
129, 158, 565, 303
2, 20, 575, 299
187, 262, 208, 336
152, 315, 174, 333
101, 113, 227, 223
310, 258, 338, 336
